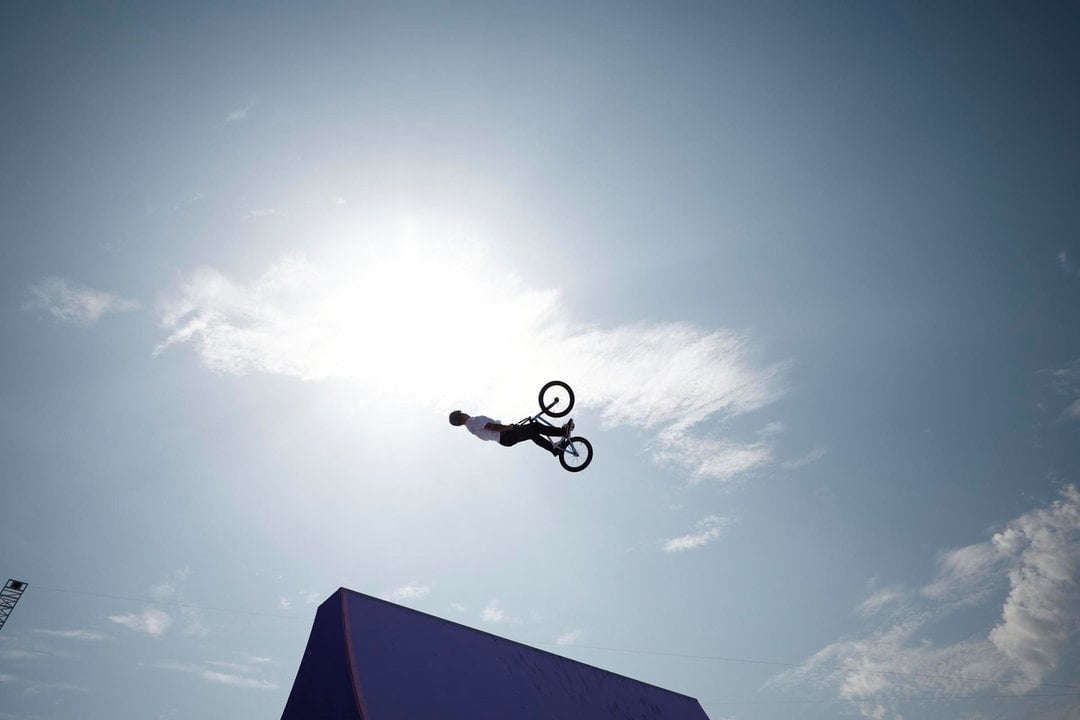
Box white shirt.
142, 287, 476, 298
464, 415, 502, 442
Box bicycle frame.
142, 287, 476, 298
516, 402, 585, 460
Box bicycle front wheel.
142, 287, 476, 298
558, 436, 593, 472
539, 380, 574, 418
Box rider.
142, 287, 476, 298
449, 411, 573, 456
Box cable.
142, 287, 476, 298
30, 584, 307, 622
539, 641, 1080, 692
26, 584, 1080, 695
700, 692, 1080, 706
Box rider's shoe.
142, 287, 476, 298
552, 419, 574, 454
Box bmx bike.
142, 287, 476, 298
517, 380, 594, 473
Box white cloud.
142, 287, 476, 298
154, 242, 786, 483
278, 597, 293, 610
206, 660, 257, 674
772, 485, 1080, 719
146, 569, 205, 636
201, 670, 278, 689
556, 629, 583, 645
0, 649, 46, 660
242, 208, 276, 219
450, 603, 466, 613
1044, 360, 1080, 422
0, 672, 89, 693
663, 515, 733, 553
181, 608, 209, 638
988, 484, 1080, 680
480, 598, 521, 625
225, 105, 250, 123
855, 586, 906, 617
156, 661, 278, 690
654, 430, 773, 484
782, 447, 827, 470
150, 583, 177, 599
384, 583, 431, 603
920, 542, 1006, 606
109, 608, 172, 638
33, 629, 110, 641
1060, 398, 1080, 422
27, 277, 140, 325
1059, 249, 1074, 275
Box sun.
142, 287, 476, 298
316, 223, 560, 410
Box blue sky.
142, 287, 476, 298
2, 3, 1080, 719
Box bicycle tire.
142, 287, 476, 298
558, 436, 593, 472
539, 380, 574, 418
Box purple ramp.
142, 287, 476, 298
281, 587, 711, 720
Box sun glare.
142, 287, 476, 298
318, 225, 561, 410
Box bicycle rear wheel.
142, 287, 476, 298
558, 436, 593, 472
539, 380, 574, 418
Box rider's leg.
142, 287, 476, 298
529, 421, 567, 437
529, 434, 557, 454
499, 422, 562, 455
524, 421, 567, 454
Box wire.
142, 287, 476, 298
30, 584, 307, 622
26, 584, 1080, 695
700, 692, 1080, 706
538, 641, 1080, 692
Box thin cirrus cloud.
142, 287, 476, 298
108, 608, 173, 638
771, 485, 1080, 720
156, 660, 278, 690
33, 629, 111, 641
555, 629, 584, 645
153, 241, 787, 482
854, 585, 906, 617
146, 568, 206, 637
0, 673, 89, 694
1044, 359, 1080, 422
384, 583, 431, 603
663, 515, 733, 553
480, 598, 521, 625
26, 277, 141, 326
224, 104, 251, 123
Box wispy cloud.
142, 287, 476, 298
1061, 399, 1080, 421
1058, 249, 1078, 276
156, 661, 278, 690
225, 104, 251, 123
1042, 359, 1080, 422
33, 629, 110, 641
480, 598, 521, 625
150, 582, 177, 600
772, 485, 1080, 719
988, 485, 1080, 680
109, 608, 172, 638
782, 447, 827, 470
556, 629, 583, 645
383, 583, 431, 603
663, 515, 733, 553
145, 568, 206, 636
242, 208, 276, 219
854, 585, 906, 617
0, 672, 89, 693
26, 277, 140, 325
153, 241, 786, 483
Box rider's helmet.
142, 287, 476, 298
449, 411, 467, 426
